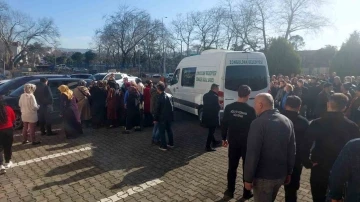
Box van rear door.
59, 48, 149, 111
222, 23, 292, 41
224, 54, 269, 107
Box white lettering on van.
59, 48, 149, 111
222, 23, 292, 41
229, 60, 263, 65
195, 71, 217, 83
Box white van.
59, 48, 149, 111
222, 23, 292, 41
167, 49, 270, 121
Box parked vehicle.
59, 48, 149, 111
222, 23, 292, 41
70, 74, 95, 80
101, 72, 138, 86
167, 73, 174, 78
0, 79, 10, 86
73, 68, 89, 73
4, 78, 93, 129
0, 74, 69, 96
93, 73, 108, 81
167, 50, 270, 122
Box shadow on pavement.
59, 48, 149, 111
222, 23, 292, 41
32, 111, 210, 192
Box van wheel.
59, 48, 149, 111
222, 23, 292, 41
14, 111, 23, 130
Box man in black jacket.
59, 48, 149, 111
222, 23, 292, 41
202, 84, 221, 152
302, 93, 360, 202
222, 85, 256, 200
314, 82, 333, 118
294, 80, 308, 116
34, 78, 55, 136
282, 96, 310, 202
346, 86, 360, 126
153, 82, 174, 151
307, 78, 321, 119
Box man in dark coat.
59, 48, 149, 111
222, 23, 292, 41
153, 82, 174, 151
282, 96, 310, 202
34, 78, 56, 136
302, 93, 360, 202
294, 79, 309, 116
307, 78, 321, 119
314, 83, 333, 118
202, 84, 221, 152
346, 85, 360, 126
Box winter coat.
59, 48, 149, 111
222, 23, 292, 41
73, 86, 92, 121
202, 90, 220, 128
150, 87, 158, 115
19, 93, 39, 123
153, 92, 174, 123
143, 86, 151, 113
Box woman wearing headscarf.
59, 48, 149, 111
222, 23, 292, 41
0, 95, 16, 173
90, 81, 107, 128
123, 83, 141, 134
58, 85, 82, 139
18, 84, 40, 145
73, 80, 92, 127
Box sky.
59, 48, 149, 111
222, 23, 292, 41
6, 0, 360, 51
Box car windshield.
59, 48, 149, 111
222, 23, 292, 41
94, 74, 105, 81
225, 65, 268, 91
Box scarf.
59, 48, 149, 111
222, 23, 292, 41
58, 85, 73, 100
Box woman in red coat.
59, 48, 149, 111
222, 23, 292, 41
143, 80, 153, 127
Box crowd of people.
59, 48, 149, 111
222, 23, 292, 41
201, 72, 360, 202
270, 72, 360, 123
0, 71, 360, 201
0, 74, 175, 174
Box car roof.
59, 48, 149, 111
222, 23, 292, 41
28, 78, 93, 83
29, 74, 68, 77
95, 73, 107, 75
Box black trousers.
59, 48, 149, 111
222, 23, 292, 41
284, 164, 303, 202
0, 128, 14, 163
38, 105, 52, 134
126, 110, 140, 130
227, 145, 250, 195
206, 127, 216, 148
310, 165, 330, 202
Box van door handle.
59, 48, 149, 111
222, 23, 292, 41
225, 99, 234, 100
176, 87, 179, 89
249, 98, 255, 100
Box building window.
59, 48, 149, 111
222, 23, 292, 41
181, 67, 196, 87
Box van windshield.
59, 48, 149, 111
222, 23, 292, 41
225, 65, 268, 91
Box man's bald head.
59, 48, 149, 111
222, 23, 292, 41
254, 93, 274, 115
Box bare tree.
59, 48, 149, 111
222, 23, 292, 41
228, 0, 260, 51
277, 0, 329, 40
0, 5, 59, 69
191, 7, 224, 50
248, 0, 274, 52
99, 6, 160, 67
172, 14, 195, 56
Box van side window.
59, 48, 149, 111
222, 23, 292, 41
181, 67, 196, 87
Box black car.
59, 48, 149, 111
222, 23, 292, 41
4, 78, 93, 129
0, 74, 69, 96
70, 74, 95, 80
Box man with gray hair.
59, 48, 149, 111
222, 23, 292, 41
244, 93, 296, 202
